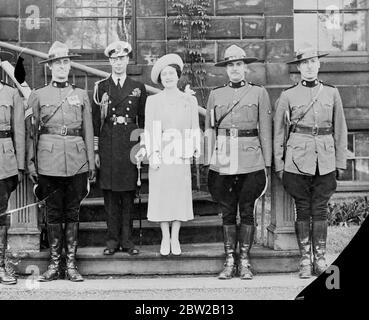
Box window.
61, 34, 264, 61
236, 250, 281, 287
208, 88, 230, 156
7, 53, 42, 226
340, 132, 369, 181
54, 0, 134, 60
294, 0, 369, 53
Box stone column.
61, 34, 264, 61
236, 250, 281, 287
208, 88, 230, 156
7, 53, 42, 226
7, 178, 40, 253
267, 172, 298, 250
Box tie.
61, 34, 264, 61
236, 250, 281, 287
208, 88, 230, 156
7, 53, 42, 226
117, 78, 121, 87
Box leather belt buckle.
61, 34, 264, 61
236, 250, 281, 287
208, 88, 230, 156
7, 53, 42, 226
312, 125, 318, 136
60, 125, 68, 136
229, 128, 237, 138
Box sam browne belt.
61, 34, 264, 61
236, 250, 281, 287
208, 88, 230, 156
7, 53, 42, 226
39, 126, 83, 136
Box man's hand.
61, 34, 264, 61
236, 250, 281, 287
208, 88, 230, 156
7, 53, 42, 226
135, 147, 146, 163
336, 168, 345, 180
276, 170, 283, 181
89, 169, 96, 184
29, 172, 38, 184
94, 153, 100, 169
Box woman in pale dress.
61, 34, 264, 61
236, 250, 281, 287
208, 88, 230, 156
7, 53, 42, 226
136, 54, 200, 256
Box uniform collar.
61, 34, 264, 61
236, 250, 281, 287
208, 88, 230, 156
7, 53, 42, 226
229, 80, 246, 88
301, 79, 319, 88
112, 73, 126, 87
52, 80, 69, 88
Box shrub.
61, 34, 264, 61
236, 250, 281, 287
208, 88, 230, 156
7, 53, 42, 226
327, 197, 369, 226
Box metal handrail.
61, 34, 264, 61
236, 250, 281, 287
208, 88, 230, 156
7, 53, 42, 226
0, 41, 206, 116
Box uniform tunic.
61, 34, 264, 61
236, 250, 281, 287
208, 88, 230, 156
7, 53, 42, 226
27, 82, 94, 176
92, 76, 147, 191
273, 80, 347, 175
205, 82, 272, 175
145, 91, 200, 222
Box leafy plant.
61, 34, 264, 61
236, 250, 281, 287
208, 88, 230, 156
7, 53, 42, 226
169, 0, 211, 107
327, 197, 369, 226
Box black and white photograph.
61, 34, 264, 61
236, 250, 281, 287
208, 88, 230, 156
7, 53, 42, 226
0, 0, 368, 307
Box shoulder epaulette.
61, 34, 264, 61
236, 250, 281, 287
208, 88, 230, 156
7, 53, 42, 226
95, 76, 109, 86
213, 83, 227, 90
283, 83, 298, 91
249, 82, 261, 87
319, 80, 335, 88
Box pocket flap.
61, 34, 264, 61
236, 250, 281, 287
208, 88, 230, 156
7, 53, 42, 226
3, 141, 14, 153
76, 141, 86, 152
39, 141, 54, 152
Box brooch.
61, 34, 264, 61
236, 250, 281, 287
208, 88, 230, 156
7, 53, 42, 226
130, 88, 141, 97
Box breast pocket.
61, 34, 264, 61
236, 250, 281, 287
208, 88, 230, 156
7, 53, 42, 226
322, 103, 333, 121
67, 103, 83, 123
245, 103, 258, 122
0, 105, 11, 124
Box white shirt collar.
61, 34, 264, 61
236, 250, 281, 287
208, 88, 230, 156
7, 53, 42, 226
111, 74, 126, 87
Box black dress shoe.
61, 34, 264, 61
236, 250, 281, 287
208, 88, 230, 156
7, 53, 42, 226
103, 248, 117, 255
121, 247, 139, 255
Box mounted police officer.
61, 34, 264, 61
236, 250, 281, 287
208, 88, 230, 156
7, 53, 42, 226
204, 45, 272, 280
0, 50, 25, 285
92, 41, 147, 256
273, 46, 347, 278
27, 41, 95, 282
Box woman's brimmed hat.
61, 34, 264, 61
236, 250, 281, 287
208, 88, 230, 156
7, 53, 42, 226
151, 53, 184, 84
0, 50, 14, 61
287, 46, 329, 64
39, 41, 80, 64
215, 45, 258, 67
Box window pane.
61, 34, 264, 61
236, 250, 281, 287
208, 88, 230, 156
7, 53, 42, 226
318, 0, 343, 10
56, 20, 83, 49
56, 18, 132, 49
355, 133, 369, 157
344, 0, 369, 9
343, 12, 367, 50
340, 159, 354, 180
294, 13, 318, 50
318, 12, 343, 50
294, 0, 318, 9
355, 159, 369, 180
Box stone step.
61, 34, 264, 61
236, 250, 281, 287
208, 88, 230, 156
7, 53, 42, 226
12, 244, 300, 276
79, 191, 219, 222
76, 215, 224, 247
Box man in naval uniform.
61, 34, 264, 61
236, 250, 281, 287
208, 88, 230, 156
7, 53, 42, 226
27, 41, 95, 282
204, 45, 272, 280
92, 41, 147, 256
0, 50, 25, 285
273, 47, 347, 278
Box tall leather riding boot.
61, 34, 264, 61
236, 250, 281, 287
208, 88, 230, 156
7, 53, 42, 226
238, 224, 255, 280
38, 223, 63, 282
218, 225, 237, 280
295, 221, 312, 279
0, 226, 17, 285
312, 220, 328, 276
65, 222, 84, 282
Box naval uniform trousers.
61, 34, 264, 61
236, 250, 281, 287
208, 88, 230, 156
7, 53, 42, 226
208, 169, 266, 225
103, 190, 136, 250
282, 168, 337, 222
38, 173, 88, 224
0, 175, 18, 226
